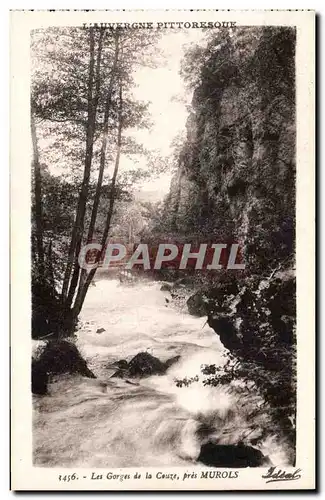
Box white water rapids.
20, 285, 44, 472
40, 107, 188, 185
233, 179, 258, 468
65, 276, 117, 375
33, 277, 290, 467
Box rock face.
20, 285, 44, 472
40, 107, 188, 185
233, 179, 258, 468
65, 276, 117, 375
164, 27, 295, 275
32, 340, 96, 394
160, 27, 296, 446
205, 271, 296, 443
198, 442, 268, 468
207, 272, 295, 365
111, 352, 181, 379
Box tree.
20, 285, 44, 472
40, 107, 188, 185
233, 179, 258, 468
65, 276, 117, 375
72, 77, 124, 316
61, 27, 104, 303
31, 26, 162, 337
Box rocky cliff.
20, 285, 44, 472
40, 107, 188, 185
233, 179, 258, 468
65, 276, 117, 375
168, 26, 296, 273
166, 27, 297, 447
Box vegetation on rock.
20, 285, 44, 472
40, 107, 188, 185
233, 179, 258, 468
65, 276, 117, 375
163, 27, 296, 453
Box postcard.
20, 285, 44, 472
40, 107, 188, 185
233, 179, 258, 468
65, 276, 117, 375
10, 9, 315, 490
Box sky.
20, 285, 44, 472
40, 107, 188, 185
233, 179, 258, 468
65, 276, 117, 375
36, 29, 206, 202
123, 29, 206, 201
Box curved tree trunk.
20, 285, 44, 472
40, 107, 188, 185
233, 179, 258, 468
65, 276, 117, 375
61, 27, 104, 303
67, 32, 120, 309
73, 80, 124, 318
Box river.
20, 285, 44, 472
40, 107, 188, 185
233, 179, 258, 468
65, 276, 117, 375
33, 277, 290, 467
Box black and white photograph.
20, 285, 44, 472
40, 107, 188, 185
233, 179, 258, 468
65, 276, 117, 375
10, 9, 315, 491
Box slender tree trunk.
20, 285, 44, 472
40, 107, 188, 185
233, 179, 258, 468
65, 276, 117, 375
31, 112, 45, 281
72, 80, 124, 317
61, 28, 104, 302
66, 238, 82, 308
67, 34, 120, 308
47, 240, 55, 292
87, 33, 120, 244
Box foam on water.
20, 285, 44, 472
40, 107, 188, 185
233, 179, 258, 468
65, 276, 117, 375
33, 278, 291, 467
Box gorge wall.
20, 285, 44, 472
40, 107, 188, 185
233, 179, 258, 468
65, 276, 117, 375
163, 27, 297, 447
166, 26, 296, 274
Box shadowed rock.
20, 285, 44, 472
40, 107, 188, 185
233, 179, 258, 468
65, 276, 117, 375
198, 442, 268, 468
111, 352, 181, 379
32, 361, 48, 395
32, 340, 96, 395
128, 352, 166, 377
160, 283, 172, 292
187, 291, 208, 317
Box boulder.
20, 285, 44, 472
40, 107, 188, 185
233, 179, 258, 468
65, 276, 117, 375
198, 442, 268, 468
187, 291, 208, 317
113, 359, 128, 369
96, 327, 106, 334
128, 352, 165, 377
207, 274, 296, 367
33, 340, 96, 383
174, 277, 194, 287
111, 353, 181, 379
160, 283, 172, 292
206, 273, 296, 444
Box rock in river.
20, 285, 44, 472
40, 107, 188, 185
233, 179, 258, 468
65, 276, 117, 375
32, 339, 96, 395
187, 291, 208, 317
111, 352, 181, 379
198, 442, 268, 468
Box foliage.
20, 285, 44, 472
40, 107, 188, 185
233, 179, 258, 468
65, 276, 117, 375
31, 26, 164, 337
